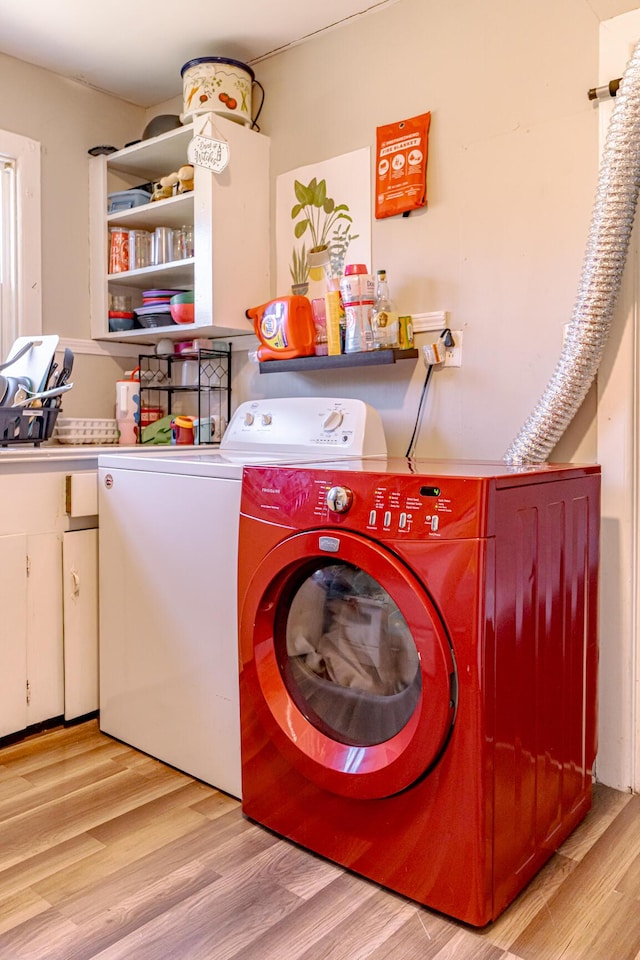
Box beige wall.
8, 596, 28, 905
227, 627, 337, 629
0, 2, 608, 451
230, 0, 603, 461
0, 51, 146, 341
0, 1, 634, 784
0, 51, 145, 416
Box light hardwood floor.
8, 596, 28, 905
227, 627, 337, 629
0, 720, 637, 959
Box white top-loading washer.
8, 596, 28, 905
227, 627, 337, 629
97, 398, 386, 797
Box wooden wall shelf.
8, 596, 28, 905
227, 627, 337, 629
258, 348, 419, 374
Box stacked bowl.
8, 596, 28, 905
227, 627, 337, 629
170, 290, 195, 325
135, 289, 187, 328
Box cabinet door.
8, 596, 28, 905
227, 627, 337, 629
26, 533, 64, 726
62, 529, 99, 720
0, 534, 27, 737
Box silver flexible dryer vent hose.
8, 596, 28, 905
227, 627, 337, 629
504, 40, 640, 464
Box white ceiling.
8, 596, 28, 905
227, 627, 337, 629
0, 0, 400, 108
1, 0, 638, 108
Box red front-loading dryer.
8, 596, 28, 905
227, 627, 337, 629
238, 458, 600, 926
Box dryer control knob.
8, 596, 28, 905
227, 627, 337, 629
322, 410, 344, 432
326, 485, 353, 514
244, 412, 255, 426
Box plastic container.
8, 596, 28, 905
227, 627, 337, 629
340, 264, 375, 304
344, 301, 374, 353
140, 406, 164, 428
246, 296, 316, 361
325, 281, 344, 356
107, 189, 150, 213
110, 294, 132, 312
108, 314, 136, 332
109, 228, 129, 274
172, 225, 194, 260
311, 298, 328, 356
129, 229, 152, 270
171, 414, 196, 444
116, 374, 140, 445
194, 416, 214, 444
341, 265, 375, 354
152, 226, 173, 265
180, 361, 199, 386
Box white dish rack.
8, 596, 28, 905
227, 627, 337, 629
54, 418, 119, 445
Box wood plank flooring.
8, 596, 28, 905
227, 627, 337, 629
0, 720, 637, 959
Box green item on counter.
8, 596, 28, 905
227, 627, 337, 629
142, 415, 173, 444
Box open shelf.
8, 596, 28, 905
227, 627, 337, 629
107, 193, 193, 230
107, 257, 195, 289
258, 348, 419, 374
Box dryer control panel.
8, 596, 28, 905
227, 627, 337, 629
242, 465, 492, 540
242, 461, 598, 541
318, 476, 482, 539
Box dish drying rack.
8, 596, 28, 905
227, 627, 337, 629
0, 338, 74, 446
0, 406, 60, 447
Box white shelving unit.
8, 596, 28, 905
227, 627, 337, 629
89, 113, 270, 344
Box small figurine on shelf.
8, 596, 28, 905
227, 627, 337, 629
150, 164, 194, 202
177, 165, 194, 193
151, 174, 177, 201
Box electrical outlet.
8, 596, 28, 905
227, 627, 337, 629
443, 330, 463, 367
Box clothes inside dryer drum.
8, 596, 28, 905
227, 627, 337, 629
285, 564, 421, 745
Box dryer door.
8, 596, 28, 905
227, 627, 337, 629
240, 529, 457, 799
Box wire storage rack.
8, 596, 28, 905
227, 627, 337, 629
138, 344, 231, 444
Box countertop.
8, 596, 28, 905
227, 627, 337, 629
0, 443, 210, 473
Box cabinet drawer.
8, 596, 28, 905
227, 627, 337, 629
66, 472, 98, 517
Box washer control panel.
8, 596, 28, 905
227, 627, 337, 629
221, 397, 386, 457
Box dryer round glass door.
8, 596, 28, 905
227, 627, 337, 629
284, 563, 421, 747
240, 529, 457, 800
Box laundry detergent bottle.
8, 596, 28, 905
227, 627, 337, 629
246, 296, 316, 361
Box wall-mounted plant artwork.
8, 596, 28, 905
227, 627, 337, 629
276, 148, 371, 295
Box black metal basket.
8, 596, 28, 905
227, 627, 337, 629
0, 406, 60, 446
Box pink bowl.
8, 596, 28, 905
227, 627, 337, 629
170, 302, 195, 324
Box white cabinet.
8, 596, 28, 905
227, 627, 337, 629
63, 529, 99, 721
0, 469, 98, 739
89, 112, 270, 345
26, 532, 65, 726
0, 534, 28, 737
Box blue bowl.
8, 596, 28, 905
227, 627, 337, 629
109, 314, 136, 332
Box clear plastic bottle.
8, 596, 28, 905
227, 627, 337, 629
371, 270, 399, 349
